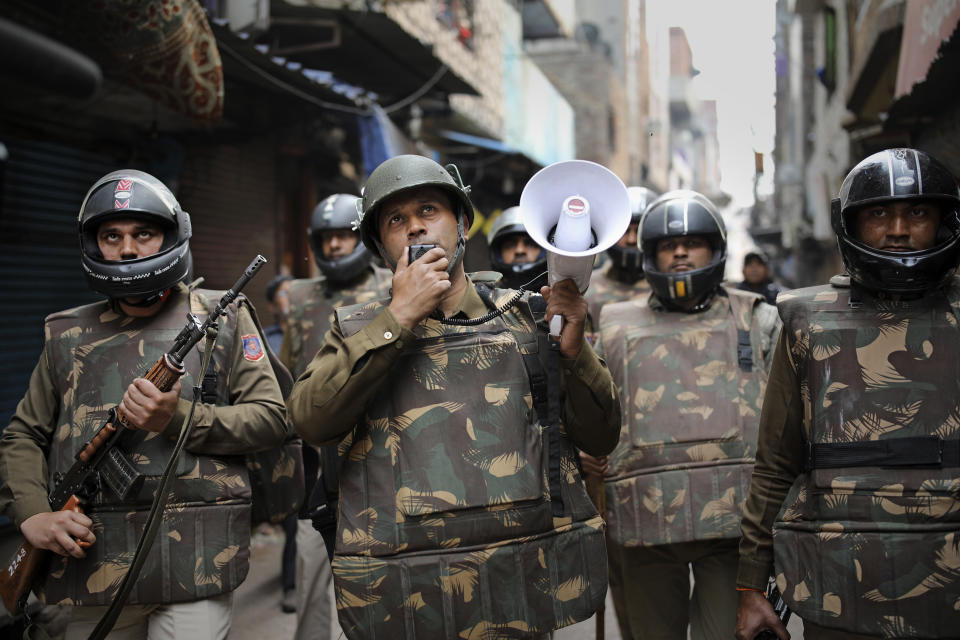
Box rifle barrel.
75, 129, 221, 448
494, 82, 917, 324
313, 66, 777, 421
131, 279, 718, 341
215, 255, 267, 315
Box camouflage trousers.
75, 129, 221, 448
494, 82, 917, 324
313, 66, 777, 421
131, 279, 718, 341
612, 538, 739, 640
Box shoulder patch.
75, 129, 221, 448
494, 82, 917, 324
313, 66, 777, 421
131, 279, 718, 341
241, 334, 265, 361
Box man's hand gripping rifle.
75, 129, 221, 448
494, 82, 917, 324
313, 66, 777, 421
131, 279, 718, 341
0, 255, 267, 616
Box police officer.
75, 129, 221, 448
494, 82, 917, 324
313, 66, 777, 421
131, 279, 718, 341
584, 186, 658, 327
259, 273, 298, 614
736, 250, 782, 306
287, 155, 621, 639
579, 185, 658, 637
595, 190, 780, 640
0, 170, 287, 639
486, 206, 547, 290
736, 148, 960, 640
264, 274, 293, 354
279, 193, 393, 378
278, 193, 391, 640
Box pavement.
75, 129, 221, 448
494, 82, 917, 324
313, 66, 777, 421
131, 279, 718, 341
227, 525, 300, 640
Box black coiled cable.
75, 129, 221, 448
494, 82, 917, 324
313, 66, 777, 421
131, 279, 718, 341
440, 271, 547, 326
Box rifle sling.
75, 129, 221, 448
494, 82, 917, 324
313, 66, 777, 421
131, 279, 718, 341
86, 328, 219, 640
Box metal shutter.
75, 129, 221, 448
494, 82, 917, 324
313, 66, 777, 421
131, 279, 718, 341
0, 138, 115, 429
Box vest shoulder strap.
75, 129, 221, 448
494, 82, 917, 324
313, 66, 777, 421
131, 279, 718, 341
335, 299, 389, 338
44, 300, 108, 336
724, 288, 762, 332
193, 288, 294, 400
725, 288, 770, 373
288, 277, 326, 307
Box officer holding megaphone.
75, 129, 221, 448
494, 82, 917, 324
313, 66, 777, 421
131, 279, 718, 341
592, 190, 782, 640
286, 154, 621, 639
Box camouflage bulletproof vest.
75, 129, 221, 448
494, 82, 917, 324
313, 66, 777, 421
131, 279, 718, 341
599, 288, 769, 547
285, 267, 392, 378
42, 285, 251, 606
584, 265, 649, 339
773, 277, 960, 638
330, 286, 607, 639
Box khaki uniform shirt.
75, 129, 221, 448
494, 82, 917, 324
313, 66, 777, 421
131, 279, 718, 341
288, 278, 621, 456
0, 286, 288, 528
736, 330, 806, 589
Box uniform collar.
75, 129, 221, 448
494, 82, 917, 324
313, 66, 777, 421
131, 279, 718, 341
444, 276, 489, 320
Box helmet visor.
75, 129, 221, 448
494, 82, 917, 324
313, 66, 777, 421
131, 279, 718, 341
80, 211, 178, 260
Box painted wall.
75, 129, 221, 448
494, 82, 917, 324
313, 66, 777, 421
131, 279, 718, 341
502, 5, 575, 165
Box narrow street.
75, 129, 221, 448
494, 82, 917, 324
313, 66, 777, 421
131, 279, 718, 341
227, 526, 300, 640
2, 1, 951, 637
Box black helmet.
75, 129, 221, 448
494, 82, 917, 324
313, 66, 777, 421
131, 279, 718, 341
640, 190, 727, 308
308, 193, 371, 284
487, 206, 546, 289
606, 186, 658, 282
78, 169, 191, 300
357, 155, 474, 271
833, 148, 960, 293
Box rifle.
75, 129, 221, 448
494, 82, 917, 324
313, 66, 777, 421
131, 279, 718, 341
0, 255, 267, 617
755, 579, 791, 640
306, 445, 341, 560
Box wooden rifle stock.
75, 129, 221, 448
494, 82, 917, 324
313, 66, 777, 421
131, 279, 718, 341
0, 496, 87, 615
0, 254, 266, 620
0, 355, 181, 616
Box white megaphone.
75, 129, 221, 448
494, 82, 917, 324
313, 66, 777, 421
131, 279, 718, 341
519, 160, 631, 336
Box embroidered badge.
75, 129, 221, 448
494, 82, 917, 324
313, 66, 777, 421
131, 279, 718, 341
241, 334, 265, 361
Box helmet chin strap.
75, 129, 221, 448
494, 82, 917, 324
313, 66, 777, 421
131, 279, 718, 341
115, 288, 172, 308
447, 212, 467, 274
659, 285, 717, 313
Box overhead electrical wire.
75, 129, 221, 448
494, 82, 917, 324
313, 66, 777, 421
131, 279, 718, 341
218, 39, 449, 117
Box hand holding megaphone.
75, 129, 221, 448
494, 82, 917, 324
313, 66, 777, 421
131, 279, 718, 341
519, 160, 631, 337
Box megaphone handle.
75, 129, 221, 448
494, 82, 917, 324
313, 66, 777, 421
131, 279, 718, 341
549, 315, 563, 338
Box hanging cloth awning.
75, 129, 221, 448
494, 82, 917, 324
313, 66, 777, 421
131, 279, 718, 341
64, 0, 224, 122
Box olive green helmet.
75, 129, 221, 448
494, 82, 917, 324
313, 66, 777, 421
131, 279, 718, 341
357, 155, 474, 270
